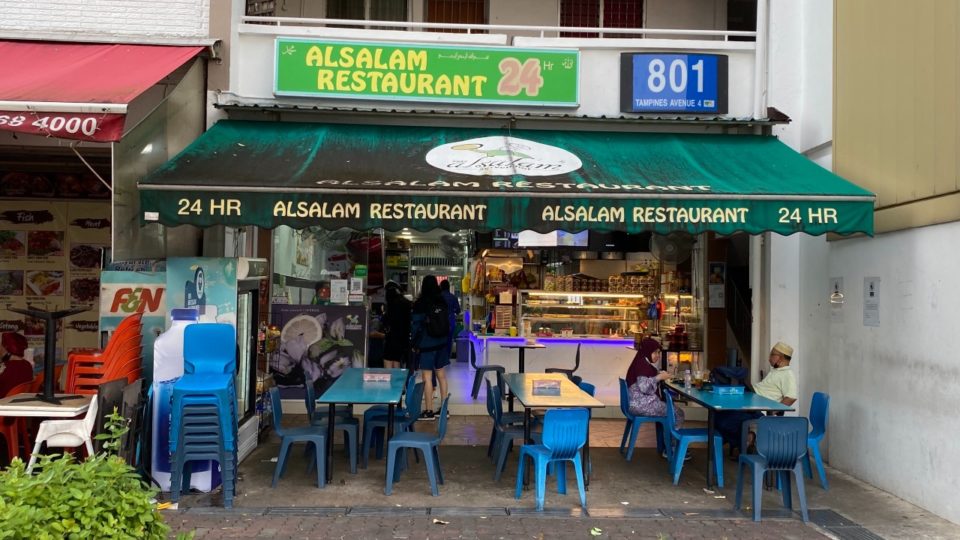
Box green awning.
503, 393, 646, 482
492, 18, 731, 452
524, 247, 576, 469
139, 120, 875, 236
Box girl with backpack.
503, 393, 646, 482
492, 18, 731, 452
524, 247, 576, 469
411, 275, 450, 421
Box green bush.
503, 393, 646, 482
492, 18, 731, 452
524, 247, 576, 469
0, 410, 170, 540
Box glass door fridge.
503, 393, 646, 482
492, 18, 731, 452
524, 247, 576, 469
236, 278, 263, 462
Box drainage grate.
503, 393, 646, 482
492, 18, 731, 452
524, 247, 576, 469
265, 507, 345, 516
825, 527, 885, 540
809, 509, 859, 527
661, 508, 747, 519
509, 507, 586, 518
807, 509, 885, 540
347, 507, 429, 516
430, 507, 509, 517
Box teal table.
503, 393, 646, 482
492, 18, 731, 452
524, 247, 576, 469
317, 368, 408, 482
664, 381, 793, 489
503, 373, 605, 488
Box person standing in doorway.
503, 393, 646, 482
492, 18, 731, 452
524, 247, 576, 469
382, 281, 412, 370
367, 303, 386, 369
411, 275, 449, 421
439, 279, 461, 363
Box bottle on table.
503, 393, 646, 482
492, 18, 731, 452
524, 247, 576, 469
683, 369, 692, 390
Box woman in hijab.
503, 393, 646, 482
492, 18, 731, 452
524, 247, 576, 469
0, 332, 33, 398
626, 337, 684, 428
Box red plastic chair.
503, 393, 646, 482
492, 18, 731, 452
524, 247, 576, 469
67, 338, 143, 392
72, 351, 143, 394
29, 364, 64, 394
66, 314, 143, 382
1, 380, 34, 464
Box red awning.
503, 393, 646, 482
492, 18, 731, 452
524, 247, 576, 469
0, 41, 203, 142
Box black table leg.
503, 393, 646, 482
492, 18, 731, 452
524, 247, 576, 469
326, 403, 335, 483
508, 349, 525, 413
386, 403, 395, 484
706, 409, 716, 489
523, 407, 532, 489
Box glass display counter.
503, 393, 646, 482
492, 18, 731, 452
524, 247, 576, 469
518, 290, 648, 337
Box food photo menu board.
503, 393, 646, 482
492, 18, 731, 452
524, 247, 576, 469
0, 201, 110, 365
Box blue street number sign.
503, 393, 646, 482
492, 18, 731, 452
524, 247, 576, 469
620, 53, 728, 114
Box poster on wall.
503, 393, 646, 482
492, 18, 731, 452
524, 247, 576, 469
269, 303, 367, 399
708, 261, 726, 308
99, 271, 167, 382
863, 277, 880, 327
0, 200, 109, 364
165, 257, 238, 327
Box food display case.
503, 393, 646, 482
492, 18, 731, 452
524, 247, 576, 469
518, 290, 648, 338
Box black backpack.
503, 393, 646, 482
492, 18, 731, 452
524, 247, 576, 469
425, 299, 450, 339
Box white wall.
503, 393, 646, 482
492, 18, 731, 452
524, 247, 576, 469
769, 0, 960, 526
827, 222, 960, 524
760, 0, 836, 420
0, 0, 210, 39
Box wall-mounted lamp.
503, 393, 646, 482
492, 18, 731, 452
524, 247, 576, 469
830, 283, 844, 304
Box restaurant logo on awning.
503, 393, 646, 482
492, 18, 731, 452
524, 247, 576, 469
426, 136, 582, 177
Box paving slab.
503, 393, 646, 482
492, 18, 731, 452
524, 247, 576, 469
165, 416, 960, 540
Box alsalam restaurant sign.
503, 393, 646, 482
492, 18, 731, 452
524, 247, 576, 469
274, 38, 580, 106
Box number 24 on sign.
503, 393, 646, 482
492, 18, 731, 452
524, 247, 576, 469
498, 58, 544, 97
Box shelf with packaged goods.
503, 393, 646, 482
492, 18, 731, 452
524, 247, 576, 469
525, 291, 648, 299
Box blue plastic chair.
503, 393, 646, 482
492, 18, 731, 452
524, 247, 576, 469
545, 343, 582, 381
170, 324, 238, 454
618, 378, 667, 461
577, 381, 596, 474
664, 390, 724, 487
485, 378, 526, 458
491, 382, 541, 481
361, 382, 424, 468
735, 416, 810, 522
183, 323, 236, 375
514, 408, 589, 512
361, 374, 416, 461
303, 384, 359, 474
269, 387, 326, 488
803, 392, 829, 490
385, 394, 451, 496
469, 339, 505, 399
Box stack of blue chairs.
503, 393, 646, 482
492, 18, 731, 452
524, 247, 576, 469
169, 323, 238, 508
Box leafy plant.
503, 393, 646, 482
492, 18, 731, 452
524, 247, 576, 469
0, 408, 170, 539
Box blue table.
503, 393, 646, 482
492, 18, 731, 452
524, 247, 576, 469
664, 381, 793, 489
504, 373, 605, 488
317, 368, 408, 482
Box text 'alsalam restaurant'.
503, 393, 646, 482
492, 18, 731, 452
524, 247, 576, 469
140, 122, 871, 235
